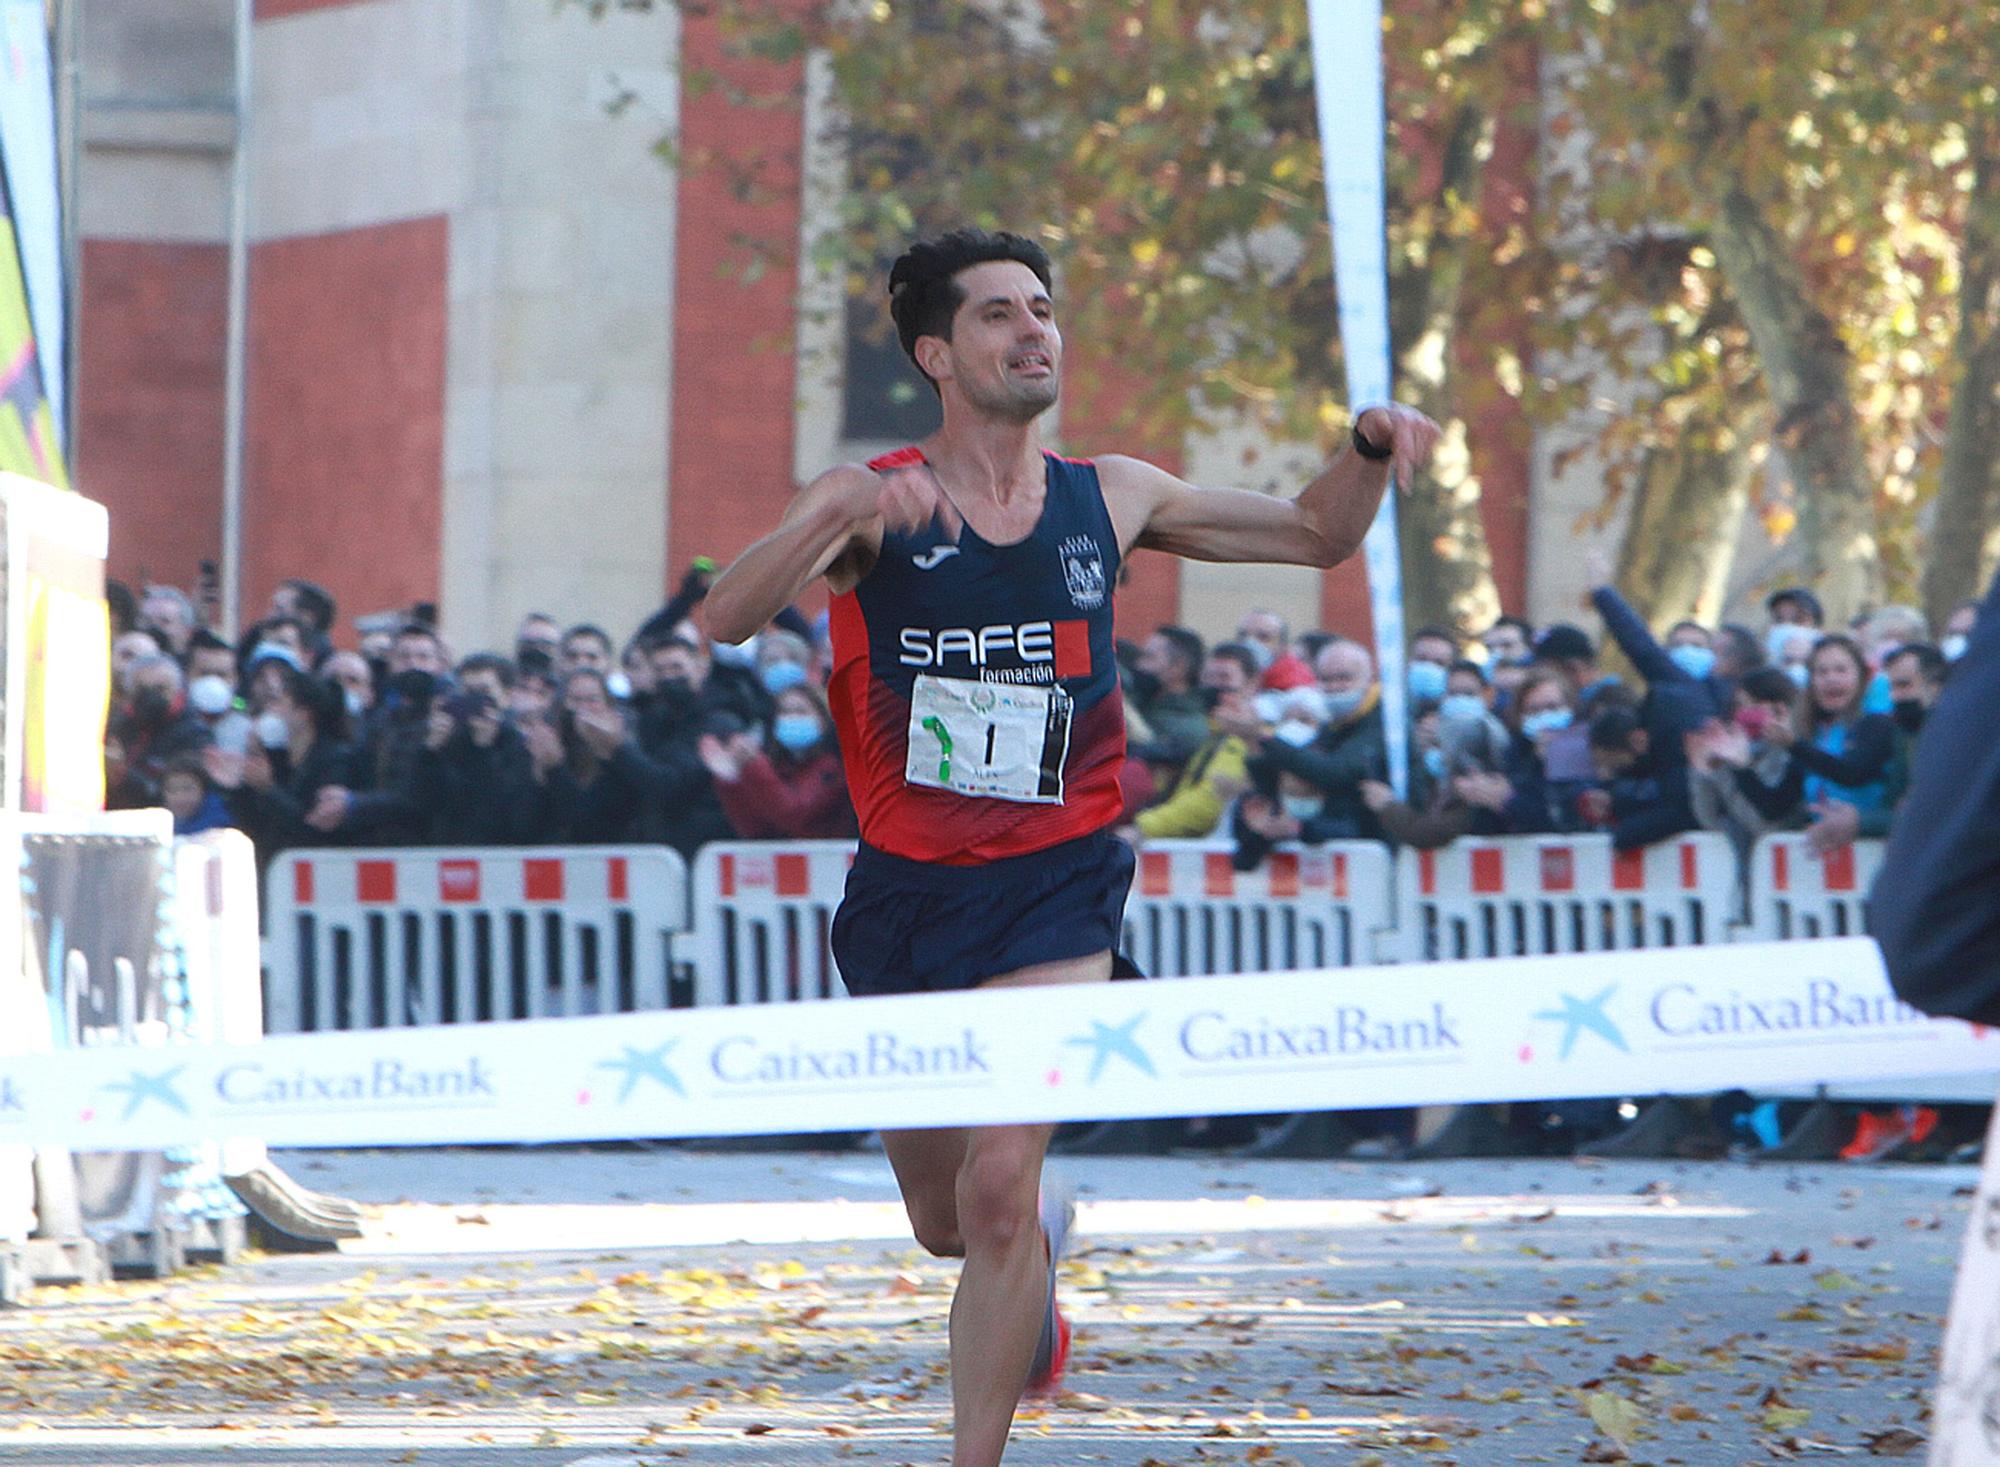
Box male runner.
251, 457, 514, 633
705, 228, 1439, 1467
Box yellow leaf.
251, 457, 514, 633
1587, 1390, 1644, 1446
1130, 239, 1162, 268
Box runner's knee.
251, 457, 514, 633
954, 1138, 1042, 1255
906, 1195, 965, 1258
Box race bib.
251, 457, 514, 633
905, 674, 1072, 804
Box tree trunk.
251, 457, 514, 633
1615, 419, 1752, 627
1922, 144, 2000, 625
1388, 104, 1502, 640
1708, 183, 1880, 618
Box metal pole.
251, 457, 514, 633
56, 0, 81, 471
218, 0, 252, 638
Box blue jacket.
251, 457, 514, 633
1871, 567, 2000, 1020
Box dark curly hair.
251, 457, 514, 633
888, 228, 1054, 388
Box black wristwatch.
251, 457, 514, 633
1351, 417, 1394, 461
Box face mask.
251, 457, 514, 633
1324, 688, 1366, 723
772, 713, 823, 752
1892, 699, 1927, 734
1273, 719, 1318, 748
249, 641, 303, 672
605, 671, 633, 701
1439, 694, 1486, 725
711, 637, 757, 669
761, 661, 808, 696
1127, 669, 1162, 706
1669, 644, 1716, 680
1785, 662, 1810, 689
1735, 705, 1772, 740
1408, 660, 1448, 702
189, 675, 233, 716
1196, 685, 1224, 713
1252, 691, 1284, 725
390, 669, 438, 705
343, 687, 367, 718
1943, 634, 1970, 661
254, 711, 291, 751
1240, 639, 1275, 672
1766, 625, 1814, 664
1280, 794, 1320, 822
131, 688, 173, 725
1422, 747, 1447, 778
1521, 708, 1572, 739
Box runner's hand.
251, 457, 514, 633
870, 462, 965, 540
1354, 404, 1443, 475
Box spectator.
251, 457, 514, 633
354, 612, 401, 672
512, 653, 558, 724
270, 578, 337, 666
411, 657, 539, 845
1886, 641, 1949, 744
560, 623, 615, 679
1362, 671, 1512, 849
1130, 625, 1209, 764
107, 654, 212, 808
527, 668, 690, 846
1127, 644, 1261, 842
1862, 604, 1930, 667
1733, 634, 1896, 847
160, 753, 232, 836
755, 629, 815, 701
322, 649, 376, 722
1236, 609, 1315, 690
1493, 667, 1590, 834
140, 584, 198, 657
516, 612, 562, 668
1713, 623, 1765, 685
323, 624, 451, 845
1767, 585, 1825, 634
1942, 600, 1978, 662
1588, 577, 1729, 773
186, 629, 238, 686
205, 668, 359, 864
106, 579, 138, 638
1407, 625, 1458, 702
112, 629, 163, 698
1232, 636, 1387, 866
703, 683, 856, 840
620, 640, 657, 702
1533, 622, 1619, 713
1581, 701, 1696, 850
629, 636, 735, 856
1687, 666, 1807, 858
1480, 614, 1536, 707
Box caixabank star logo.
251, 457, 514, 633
593, 1041, 685, 1103
1060, 1012, 1155, 1084
1526, 985, 1629, 1062
94, 1065, 190, 1121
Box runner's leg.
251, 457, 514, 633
882, 1126, 971, 1258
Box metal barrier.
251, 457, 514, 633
1123, 840, 1395, 975
679, 842, 853, 1008
264, 847, 688, 1032
1745, 834, 1883, 941
1393, 832, 1739, 962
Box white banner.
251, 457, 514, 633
1308, 0, 1409, 794
1, 939, 1993, 1152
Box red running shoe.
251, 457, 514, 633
1025, 1187, 1075, 1397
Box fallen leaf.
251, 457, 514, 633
1587, 1390, 1644, 1446
1864, 1428, 1925, 1456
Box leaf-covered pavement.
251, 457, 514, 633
0, 1150, 1967, 1464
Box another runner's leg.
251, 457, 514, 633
948, 1120, 1060, 1467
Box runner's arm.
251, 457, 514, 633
1106, 404, 1439, 567
704, 469, 879, 645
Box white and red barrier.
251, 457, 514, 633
263, 847, 687, 1032
679, 843, 853, 1009
1124, 840, 1395, 975
1746, 834, 1882, 943
1394, 832, 1738, 962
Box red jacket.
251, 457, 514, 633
713, 749, 858, 840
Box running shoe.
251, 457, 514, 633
1024, 1185, 1076, 1397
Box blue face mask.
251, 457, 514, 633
1439, 694, 1486, 725
1280, 794, 1321, 822
1323, 688, 1367, 723
1521, 707, 1573, 739
1669, 644, 1717, 680
1422, 747, 1447, 778
771, 713, 822, 752
761, 661, 809, 695
1408, 660, 1449, 701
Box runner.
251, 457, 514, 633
704, 227, 1439, 1467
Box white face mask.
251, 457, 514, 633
1273, 720, 1318, 748
254, 711, 291, 751
188, 675, 233, 716
605, 670, 633, 701
1943, 633, 1970, 661
343, 687, 367, 718
1280, 794, 1320, 821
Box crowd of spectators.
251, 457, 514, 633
103, 563, 1976, 882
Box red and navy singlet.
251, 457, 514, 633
827, 448, 1126, 865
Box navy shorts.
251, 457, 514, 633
831, 829, 1136, 998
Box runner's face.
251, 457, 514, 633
937, 261, 1060, 423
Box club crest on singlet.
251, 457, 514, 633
1060, 534, 1106, 610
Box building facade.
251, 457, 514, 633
74, 0, 1551, 656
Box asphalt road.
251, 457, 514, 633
0, 1145, 1967, 1465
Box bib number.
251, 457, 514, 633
905, 675, 1072, 804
